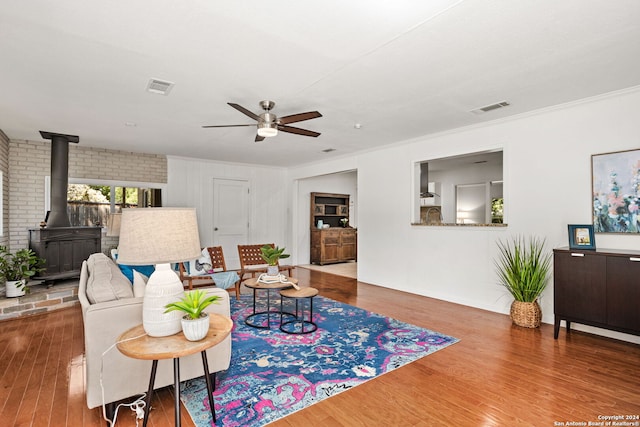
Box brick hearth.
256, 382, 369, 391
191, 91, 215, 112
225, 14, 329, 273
0, 279, 79, 321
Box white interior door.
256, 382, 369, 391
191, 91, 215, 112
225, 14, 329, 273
213, 178, 249, 270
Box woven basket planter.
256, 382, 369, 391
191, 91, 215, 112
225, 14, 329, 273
510, 300, 541, 328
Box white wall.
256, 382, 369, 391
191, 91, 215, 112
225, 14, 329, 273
288, 86, 640, 344
293, 170, 357, 264
166, 157, 290, 254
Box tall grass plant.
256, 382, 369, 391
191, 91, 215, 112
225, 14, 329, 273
495, 236, 551, 303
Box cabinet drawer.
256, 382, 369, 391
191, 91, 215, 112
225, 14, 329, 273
322, 230, 340, 244
340, 230, 356, 244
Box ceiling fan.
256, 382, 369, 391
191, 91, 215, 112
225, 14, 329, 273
202, 100, 322, 142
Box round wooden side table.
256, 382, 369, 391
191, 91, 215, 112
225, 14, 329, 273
279, 287, 319, 334
116, 313, 233, 427
243, 277, 297, 329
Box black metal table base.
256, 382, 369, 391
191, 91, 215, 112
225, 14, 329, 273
142, 351, 216, 427
245, 288, 295, 329
279, 295, 318, 334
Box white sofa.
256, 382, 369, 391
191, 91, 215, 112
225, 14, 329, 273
78, 253, 232, 413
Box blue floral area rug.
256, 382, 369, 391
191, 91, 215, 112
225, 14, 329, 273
180, 294, 459, 427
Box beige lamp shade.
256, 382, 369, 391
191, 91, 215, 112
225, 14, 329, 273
116, 207, 201, 265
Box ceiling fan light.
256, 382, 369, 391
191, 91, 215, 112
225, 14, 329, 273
257, 122, 278, 137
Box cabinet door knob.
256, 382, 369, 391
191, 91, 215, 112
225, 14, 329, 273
570, 253, 585, 257
630, 257, 640, 262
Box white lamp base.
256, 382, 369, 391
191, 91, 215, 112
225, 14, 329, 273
142, 263, 185, 337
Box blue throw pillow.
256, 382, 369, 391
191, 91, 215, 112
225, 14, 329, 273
112, 250, 155, 283
118, 263, 155, 283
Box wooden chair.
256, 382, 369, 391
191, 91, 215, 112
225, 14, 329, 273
237, 243, 295, 281
178, 246, 241, 300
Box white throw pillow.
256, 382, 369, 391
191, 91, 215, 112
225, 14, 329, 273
187, 248, 213, 276
132, 270, 148, 297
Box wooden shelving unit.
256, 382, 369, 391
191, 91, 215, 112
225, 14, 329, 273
310, 192, 356, 265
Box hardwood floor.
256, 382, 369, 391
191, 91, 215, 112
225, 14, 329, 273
1, 267, 638, 426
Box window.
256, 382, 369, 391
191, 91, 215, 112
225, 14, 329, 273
67, 183, 162, 227
44, 177, 165, 227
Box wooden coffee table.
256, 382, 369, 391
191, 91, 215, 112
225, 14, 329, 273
243, 277, 297, 329
116, 314, 233, 427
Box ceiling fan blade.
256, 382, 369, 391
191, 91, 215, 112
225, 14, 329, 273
202, 124, 255, 128
255, 134, 265, 142
278, 111, 322, 125
278, 125, 321, 138
228, 103, 260, 121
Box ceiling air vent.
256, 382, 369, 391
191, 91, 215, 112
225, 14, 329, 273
322, 148, 336, 153
146, 78, 175, 95
470, 101, 510, 115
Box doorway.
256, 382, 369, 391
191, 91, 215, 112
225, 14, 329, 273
294, 170, 358, 275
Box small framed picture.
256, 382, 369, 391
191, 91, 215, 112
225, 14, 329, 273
568, 224, 596, 250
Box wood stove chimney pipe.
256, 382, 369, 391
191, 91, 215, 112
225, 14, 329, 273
39, 131, 79, 228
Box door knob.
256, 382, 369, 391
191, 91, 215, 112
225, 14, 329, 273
214, 227, 219, 231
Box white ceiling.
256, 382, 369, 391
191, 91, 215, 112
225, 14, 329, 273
1, 0, 639, 167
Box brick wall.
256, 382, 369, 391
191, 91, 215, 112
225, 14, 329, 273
0, 131, 8, 248
69, 145, 166, 183
8, 139, 167, 249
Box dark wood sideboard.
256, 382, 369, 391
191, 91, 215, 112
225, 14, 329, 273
553, 247, 640, 339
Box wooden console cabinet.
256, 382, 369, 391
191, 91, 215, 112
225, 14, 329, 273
310, 228, 357, 265
553, 247, 640, 339
310, 192, 356, 265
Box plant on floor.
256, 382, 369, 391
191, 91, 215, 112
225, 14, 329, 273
164, 289, 220, 319
495, 236, 551, 328
0, 246, 45, 295
260, 245, 290, 266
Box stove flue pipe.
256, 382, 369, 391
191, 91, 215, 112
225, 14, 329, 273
39, 131, 79, 228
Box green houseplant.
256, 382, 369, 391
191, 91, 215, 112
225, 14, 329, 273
260, 245, 290, 276
495, 236, 551, 328
164, 290, 220, 341
0, 246, 45, 297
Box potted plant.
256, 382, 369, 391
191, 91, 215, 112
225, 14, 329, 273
340, 218, 349, 228
164, 290, 221, 341
260, 245, 290, 276
495, 236, 551, 328
0, 246, 45, 297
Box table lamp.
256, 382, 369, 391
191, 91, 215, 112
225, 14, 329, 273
116, 207, 201, 337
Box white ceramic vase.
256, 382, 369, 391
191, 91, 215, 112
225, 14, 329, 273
181, 313, 210, 341
5, 280, 26, 298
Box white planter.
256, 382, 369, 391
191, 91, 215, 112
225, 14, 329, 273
181, 314, 210, 341
5, 280, 26, 298
267, 265, 279, 276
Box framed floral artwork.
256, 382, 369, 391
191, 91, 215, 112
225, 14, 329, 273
592, 148, 640, 233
